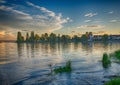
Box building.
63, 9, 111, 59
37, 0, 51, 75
93, 35, 103, 41
109, 35, 120, 40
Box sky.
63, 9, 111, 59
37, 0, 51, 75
0, 0, 120, 40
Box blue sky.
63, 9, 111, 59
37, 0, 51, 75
0, 0, 120, 40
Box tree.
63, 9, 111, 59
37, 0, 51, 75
26, 32, 29, 42
30, 31, 35, 42
86, 32, 89, 38
40, 34, 45, 42
35, 34, 40, 42
72, 35, 80, 42
44, 33, 49, 42
80, 34, 87, 42
49, 33, 57, 42
17, 32, 24, 42
102, 34, 108, 41
57, 34, 61, 42
61, 35, 71, 42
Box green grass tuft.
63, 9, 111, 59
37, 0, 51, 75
54, 60, 72, 74
114, 50, 120, 59
102, 53, 111, 68
104, 78, 120, 85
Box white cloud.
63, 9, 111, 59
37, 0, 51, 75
0, 3, 72, 34
109, 20, 117, 22
0, 5, 32, 20
26, 2, 71, 32
108, 11, 113, 14
77, 25, 105, 29
94, 20, 102, 23
84, 20, 91, 23
26, 1, 55, 17
84, 13, 97, 17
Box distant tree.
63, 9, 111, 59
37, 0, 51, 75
21, 36, 24, 41
26, 32, 29, 42
57, 34, 61, 42
61, 35, 71, 42
49, 33, 57, 42
44, 33, 49, 42
17, 32, 24, 42
40, 34, 45, 42
16, 31, 98, 43
30, 31, 35, 42
72, 35, 80, 42
102, 34, 108, 41
86, 32, 89, 38
89, 32, 93, 36
80, 34, 87, 42
35, 34, 40, 42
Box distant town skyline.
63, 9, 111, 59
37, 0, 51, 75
0, 0, 120, 40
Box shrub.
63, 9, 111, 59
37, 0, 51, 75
102, 53, 111, 68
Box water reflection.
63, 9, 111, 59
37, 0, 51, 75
81, 42, 93, 54
15, 42, 120, 62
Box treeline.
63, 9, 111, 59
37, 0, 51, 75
17, 31, 109, 43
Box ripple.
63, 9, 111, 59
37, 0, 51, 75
0, 60, 17, 65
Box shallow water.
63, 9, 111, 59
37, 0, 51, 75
0, 42, 120, 85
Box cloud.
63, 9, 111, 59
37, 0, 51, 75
0, 5, 32, 20
93, 31, 106, 35
0, 0, 6, 3
109, 19, 117, 22
84, 19, 102, 23
108, 11, 113, 14
0, 2, 71, 39
26, 2, 71, 32
77, 25, 105, 29
26, 1, 55, 17
0, 31, 16, 40
84, 13, 97, 17
84, 20, 91, 23
94, 20, 102, 23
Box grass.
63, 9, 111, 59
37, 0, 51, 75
104, 78, 120, 85
54, 60, 72, 74
114, 50, 120, 59
102, 53, 111, 68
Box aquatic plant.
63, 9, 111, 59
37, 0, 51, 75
102, 53, 111, 68
114, 50, 120, 59
104, 78, 120, 85
54, 60, 72, 74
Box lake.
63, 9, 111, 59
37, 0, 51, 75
0, 42, 120, 85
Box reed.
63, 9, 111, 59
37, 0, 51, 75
102, 53, 111, 68
54, 60, 72, 74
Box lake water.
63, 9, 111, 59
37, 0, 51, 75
0, 42, 120, 85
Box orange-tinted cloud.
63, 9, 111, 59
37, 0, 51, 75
0, 31, 16, 40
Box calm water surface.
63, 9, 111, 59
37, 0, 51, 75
0, 42, 120, 85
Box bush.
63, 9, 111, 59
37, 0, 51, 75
104, 78, 120, 85
54, 60, 72, 74
102, 53, 111, 68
